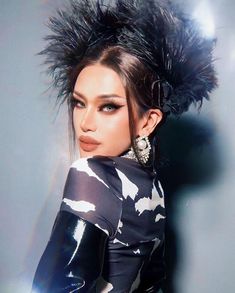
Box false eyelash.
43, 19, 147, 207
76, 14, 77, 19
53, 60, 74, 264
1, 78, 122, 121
70, 96, 122, 112
70, 96, 80, 108
99, 103, 122, 112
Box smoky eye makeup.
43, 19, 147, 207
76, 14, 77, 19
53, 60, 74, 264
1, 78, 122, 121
98, 102, 123, 112
70, 96, 85, 108
71, 93, 127, 112
98, 97, 127, 112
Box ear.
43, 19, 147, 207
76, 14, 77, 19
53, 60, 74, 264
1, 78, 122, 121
137, 108, 163, 137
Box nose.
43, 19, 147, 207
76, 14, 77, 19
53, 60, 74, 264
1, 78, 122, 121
80, 108, 97, 132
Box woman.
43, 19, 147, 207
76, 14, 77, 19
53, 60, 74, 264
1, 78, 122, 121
32, 0, 217, 292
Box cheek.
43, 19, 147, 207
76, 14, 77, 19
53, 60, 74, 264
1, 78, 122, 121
100, 110, 131, 141
73, 108, 131, 144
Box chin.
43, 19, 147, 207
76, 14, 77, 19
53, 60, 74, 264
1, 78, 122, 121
79, 149, 100, 158
79, 150, 114, 159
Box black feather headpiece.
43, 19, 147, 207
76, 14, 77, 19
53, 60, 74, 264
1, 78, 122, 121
41, 0, 217, 115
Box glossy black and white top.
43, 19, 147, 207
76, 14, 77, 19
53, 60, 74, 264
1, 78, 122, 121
60, 155, 166, 292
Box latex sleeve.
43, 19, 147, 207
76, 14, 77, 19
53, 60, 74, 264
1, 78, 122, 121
32, 210, 108, 293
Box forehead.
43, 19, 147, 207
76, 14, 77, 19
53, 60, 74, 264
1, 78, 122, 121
74, 64, 126, 98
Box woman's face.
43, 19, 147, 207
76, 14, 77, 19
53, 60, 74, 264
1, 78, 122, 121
72, 64, 135, 158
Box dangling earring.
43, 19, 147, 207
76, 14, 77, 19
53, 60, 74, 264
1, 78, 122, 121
122, 135, 151, 164
136, 135, 151, 164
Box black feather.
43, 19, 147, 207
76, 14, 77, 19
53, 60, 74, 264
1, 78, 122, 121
40, 0, 217, 115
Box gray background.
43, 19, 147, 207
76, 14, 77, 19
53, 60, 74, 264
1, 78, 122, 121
0, 0, 234, 292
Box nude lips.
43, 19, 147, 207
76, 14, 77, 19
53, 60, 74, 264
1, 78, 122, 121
79, 136, 100, 152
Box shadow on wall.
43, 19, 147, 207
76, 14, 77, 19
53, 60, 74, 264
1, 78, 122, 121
157, 114, 221, 293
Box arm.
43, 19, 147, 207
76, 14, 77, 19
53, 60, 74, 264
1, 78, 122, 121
32, 210, 108, 292
32, 157, 121, 292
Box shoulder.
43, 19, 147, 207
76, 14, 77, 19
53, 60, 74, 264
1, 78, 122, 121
70, 155, 147, 173
68, 156, 118, 189
69, 156, 145, 184
70, 156, 116, 175
62, 156, 123, 237
68, 156, 156, 198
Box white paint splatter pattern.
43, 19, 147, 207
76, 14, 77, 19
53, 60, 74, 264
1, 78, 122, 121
63, 198, 96, 213
60, 157, 166, 291
72, 158, 109, 188
116, 169, 138, 200
155, 214, 165, 222
135, 184, 164, 215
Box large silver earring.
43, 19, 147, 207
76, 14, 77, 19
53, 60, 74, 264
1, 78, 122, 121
122, 136, 151, 164
135, 135, 151, 164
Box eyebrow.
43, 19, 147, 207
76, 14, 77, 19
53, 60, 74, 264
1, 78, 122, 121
73, 90, 126, 100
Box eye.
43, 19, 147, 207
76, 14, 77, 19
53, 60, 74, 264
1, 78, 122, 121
71, 97, 85, 109
100, 103, 121, 112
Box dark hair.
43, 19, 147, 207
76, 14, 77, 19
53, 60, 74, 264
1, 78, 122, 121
40, 0, 217, 166
68, 45, 164, 166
